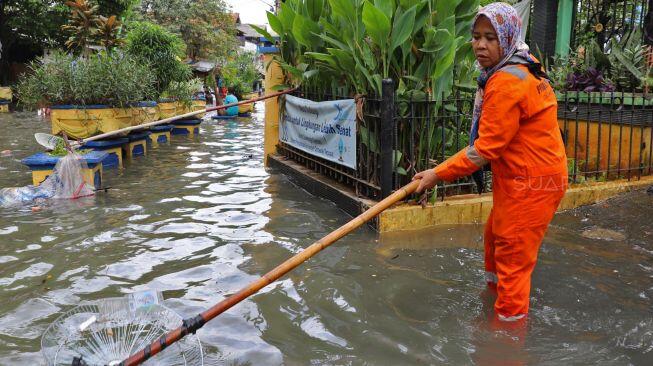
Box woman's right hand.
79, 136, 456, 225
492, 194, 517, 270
413, 169, 440, 193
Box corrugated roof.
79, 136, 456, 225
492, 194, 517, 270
237, 24, 264, 39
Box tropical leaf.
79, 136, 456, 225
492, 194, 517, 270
292, 13, 321, 47
390, 4, 416, 54
266, 12, 284, 37
375, 0, 396, 21
362, 1, 391, 49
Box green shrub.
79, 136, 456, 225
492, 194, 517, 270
256, 0, 479, 99
125, 21, 192, 97
16, 50, 155, 109
221, 51, 261, 99
162, 78, 204, 107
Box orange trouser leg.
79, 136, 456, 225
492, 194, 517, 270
484, 210, 498, 291
493, 225, 546, 317
490, 176, 566, 319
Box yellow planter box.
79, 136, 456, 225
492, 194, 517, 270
192, 99, 206, 119
50, 106, 133, 139
157, 101, 178, 119
0, 104, 8, 113
0, 87, 11, 100
132, 102, 160, 125
175, 100, 206, 119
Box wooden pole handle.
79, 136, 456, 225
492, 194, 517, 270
71, 88, 297, 148
120, 179, 420, 366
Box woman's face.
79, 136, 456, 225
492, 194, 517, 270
472, 16, 502, 69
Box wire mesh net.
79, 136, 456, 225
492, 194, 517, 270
41, 294, 203, 365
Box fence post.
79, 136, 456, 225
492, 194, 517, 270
380, 79, 395, 199
531, 0, 559, 61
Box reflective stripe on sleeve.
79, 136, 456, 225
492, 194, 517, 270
466, 146, 488, 167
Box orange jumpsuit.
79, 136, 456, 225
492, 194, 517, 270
434, 64, 568, 320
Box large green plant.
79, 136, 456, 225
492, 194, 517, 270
255, 0, 478, 100
608, 29, 648, 91
16, 50, 155, 108
255, 0, 480, 195
125, 21, 192, 98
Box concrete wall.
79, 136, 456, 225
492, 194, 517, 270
263, 53, 284, 167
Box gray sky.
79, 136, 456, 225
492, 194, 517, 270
225, 0, 271, 25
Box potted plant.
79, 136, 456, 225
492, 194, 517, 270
163, 78, 206, 119
16, 51, 155, 139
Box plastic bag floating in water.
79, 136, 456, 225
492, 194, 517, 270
0, 152, 95, 207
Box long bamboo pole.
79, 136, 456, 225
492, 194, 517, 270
118, 179, 420, 366
67, 88, 297, 148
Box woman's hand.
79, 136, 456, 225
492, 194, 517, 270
413, 169, 440, 193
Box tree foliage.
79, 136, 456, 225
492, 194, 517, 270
221, 51, 262, 99
137, 0, 238, 61
0, 0, 136, 84
0, 1, 68, 83
94, 0, 139, 18
125, 21, 192, 97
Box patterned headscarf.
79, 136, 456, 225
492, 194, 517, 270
469, 2, 535, 191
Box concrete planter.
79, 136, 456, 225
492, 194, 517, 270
50, 105, 134, 139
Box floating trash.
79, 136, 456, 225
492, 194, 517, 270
41, 291, 203, 365
581, 226, 626, 241
0, 152, 95, 207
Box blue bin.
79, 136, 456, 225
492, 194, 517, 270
124, 131, 151, 158
81, 138, 128, 169
21, 151, 108, 189
172, 119, 202, 136
149, 124, 174, 145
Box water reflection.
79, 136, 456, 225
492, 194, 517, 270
0, 108, 651, 365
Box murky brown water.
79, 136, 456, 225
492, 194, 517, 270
0, 108, 651, 365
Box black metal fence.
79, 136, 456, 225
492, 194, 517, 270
278, 87, 385, 200
558, 91, 653, 182
278, 83, 652, 202
571, 0, 650, 50
278, 82, 478, 201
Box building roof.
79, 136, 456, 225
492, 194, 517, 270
237, 24, 264, 39
186, 60, 216, 73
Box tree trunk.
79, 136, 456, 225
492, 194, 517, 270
0, 0, 7, 85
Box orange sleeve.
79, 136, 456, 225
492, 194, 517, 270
434, 148, 477, 182
434, 73, 523, 182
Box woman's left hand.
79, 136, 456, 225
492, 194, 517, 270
413, 169, 440, 193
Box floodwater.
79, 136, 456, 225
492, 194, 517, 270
0, 108, 651, 365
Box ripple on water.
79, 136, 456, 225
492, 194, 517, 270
0, 111, 652, 365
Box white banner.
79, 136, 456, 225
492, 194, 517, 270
281, 95, 357, 169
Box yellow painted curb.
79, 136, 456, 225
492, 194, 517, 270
378, 175, 653, 233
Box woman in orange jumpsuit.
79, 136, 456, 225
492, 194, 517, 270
413, 3, 568, 322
